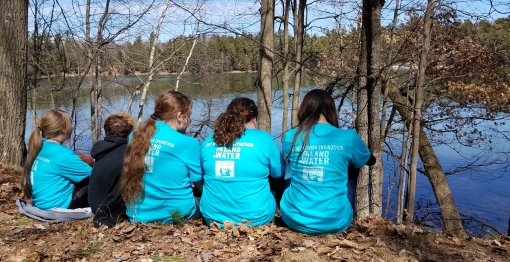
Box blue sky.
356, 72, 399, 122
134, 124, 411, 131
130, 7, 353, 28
28, 0, 510, 43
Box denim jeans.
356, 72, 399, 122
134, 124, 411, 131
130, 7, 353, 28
347, 176, 357, 211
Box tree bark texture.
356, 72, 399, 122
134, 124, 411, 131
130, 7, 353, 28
355, 23, 370, 219
365, 0, 384, 216
0, 0, 28, 165
258, 0, 274, 132
356, 0, 385, 218
387, 80, 466, 237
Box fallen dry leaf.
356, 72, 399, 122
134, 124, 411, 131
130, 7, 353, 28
316, 246, 332, 254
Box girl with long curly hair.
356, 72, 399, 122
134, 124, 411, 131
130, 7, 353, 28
120, 90, 202, 224
21, 109, 92, 210
280, 89, 375, 235
200, 97, 284, 227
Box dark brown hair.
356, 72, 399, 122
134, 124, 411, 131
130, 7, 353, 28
104, 112, 136, 138
120, 90, 192, 205
22, 109, 72, 200
289, 89, 339, 160
213, 97, 258, 147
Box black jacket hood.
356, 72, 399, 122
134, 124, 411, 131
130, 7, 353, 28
91, 137, 128, 160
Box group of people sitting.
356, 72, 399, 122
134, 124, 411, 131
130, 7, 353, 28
21, 88, 374, 235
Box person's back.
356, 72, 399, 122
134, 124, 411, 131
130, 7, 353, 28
127, 121, 201, 223
281, 126, 370, 234
89, 113, 135, 227
280, 89, 371, 235
201, 127, 284, 227
31, 141, 92, 209
22, 109, 92, 210
120, 90, 202, 224
200, 98, 284, 227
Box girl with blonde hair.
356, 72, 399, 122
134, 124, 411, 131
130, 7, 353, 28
21, 109, 92, 210
120, 90, 202, 224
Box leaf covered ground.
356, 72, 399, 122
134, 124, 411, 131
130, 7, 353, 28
1, 164, 509, 262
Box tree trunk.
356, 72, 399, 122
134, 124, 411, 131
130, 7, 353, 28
96, 56, 103, 142
0, 0, 28, 165
257, 0, 274, 132
138, 0, 172, 121
86, 0, 97, 144
387, 78, 466, 237
356, 0, 385, 218
366, 0, 384, 216
355, 21, 370, 219
31, 0, 40, 127
291, 0, 306, 128
281, 0, 291, 134
380, 0, 400, 140
407, 0, 435, 224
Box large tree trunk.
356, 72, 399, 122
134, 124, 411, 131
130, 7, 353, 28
0, 0, 28, 165
356, 0, 384, 218
366, 0, 384, 216
355, 20, 370, 219
387, 79, 466, 237
291, 0, 306, 127
257, 0, 274, 132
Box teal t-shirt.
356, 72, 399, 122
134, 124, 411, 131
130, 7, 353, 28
200, 128, 284, 227
126, 121, 202, 224
280, 124, 371, 235
30, 141, 92, 210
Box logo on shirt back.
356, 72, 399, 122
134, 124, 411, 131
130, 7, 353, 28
302, 166, 324, 183
215, 160, 235, 178
145, 156, 154, 173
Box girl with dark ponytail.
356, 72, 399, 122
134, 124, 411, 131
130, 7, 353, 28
280, 89, 375, 235
120, 90, 202, 224
22, 109, 92, 210
200, 97, 284, 227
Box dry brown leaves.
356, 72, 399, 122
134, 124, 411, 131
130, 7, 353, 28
0, 165, 509, 261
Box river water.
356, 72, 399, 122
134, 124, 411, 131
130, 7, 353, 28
26, 73, 510, 235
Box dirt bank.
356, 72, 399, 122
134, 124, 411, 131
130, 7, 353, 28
0, 164, 508, 261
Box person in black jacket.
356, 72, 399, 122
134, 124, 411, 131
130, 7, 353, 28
88, 112, 136, 228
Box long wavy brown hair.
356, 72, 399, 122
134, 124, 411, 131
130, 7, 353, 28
120, 90, 192, 205
213, 97, 258, 147
22, 109, 72, 200
288, 89, 339, 160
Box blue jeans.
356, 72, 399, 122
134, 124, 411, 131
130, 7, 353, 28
347, 176, 357, 211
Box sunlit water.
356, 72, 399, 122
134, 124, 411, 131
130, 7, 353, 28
26, 73, 510, 235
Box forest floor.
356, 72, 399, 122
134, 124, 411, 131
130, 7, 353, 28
1, 164, 509, 262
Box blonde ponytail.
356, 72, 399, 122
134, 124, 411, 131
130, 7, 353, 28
21, 109, 73, 200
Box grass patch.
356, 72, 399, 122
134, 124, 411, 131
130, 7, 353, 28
170, 210, 184, 226
281, 249, 323, 262
21, 259, 34, 262
153, 256, 184, 262
79, 242, 103, 256
15, 217, 31, 226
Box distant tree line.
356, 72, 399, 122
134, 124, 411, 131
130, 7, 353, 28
27, 16, 510, 79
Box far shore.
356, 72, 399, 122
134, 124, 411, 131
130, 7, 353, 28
33, 70, 257, 80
